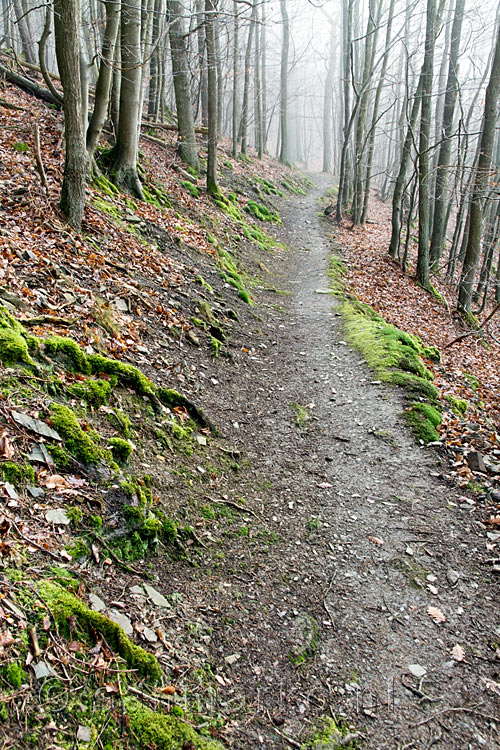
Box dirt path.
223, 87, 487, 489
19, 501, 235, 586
183, 173, 498, 749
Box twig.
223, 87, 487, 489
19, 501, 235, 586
0, 97, 28, 111
206, 495, 262, 520
443, 303, 500, 349
33, 123, 48, 193
410, 704, 498, 728
10, 518, 61, 560
322, 570, 337, 628
271, 725, 301, 748
29, 626, 41, 658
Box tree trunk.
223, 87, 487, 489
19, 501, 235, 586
279, 0, 290, 164
86, 0, 121, 159
13, 0, 35, 64
112, 0, 144, 197
322, 24, 335, 174
205, 0, 218, 195
167, 0, 199, 171
54, 0, 89, 231
196, 0, 208, 127
429, 0, 465, 270
231, 0, 239, 157
240, 1, 256, 156
360, 0, 395, 223
458, 20, 500, 314
416, 0, 438, 289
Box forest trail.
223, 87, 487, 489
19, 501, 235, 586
195, 174, 500, 748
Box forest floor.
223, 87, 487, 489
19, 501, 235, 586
0, 80, 499, 750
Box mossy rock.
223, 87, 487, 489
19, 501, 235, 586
108, 437, 133, 466
445, 394, 468, 416
181, 180, 199, 198
0, 461, 35, 487
44, 336, 90, 374
301, 716, 359, 749
244, 200, 281, 224
0, 306, 38, 366
37, 581, 162, 681
125, 697, 223, 749
49, 403, 103, 464
403, 403, 442, 443
68, 378, 112, 407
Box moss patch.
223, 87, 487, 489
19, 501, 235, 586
108, 437, 133, 465
37, 581, 162, 681
49, 403, 103, 464
181, 180, 200, 198
0, 461, 35, 487
0, 306, 37, 366
301, 716, 359, 749
125, 697, 223, 750
445, 394, 468, 416
403, 402, 442, 443
244, 200, 281, 224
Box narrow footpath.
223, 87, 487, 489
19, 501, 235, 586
182, 174, 499, 749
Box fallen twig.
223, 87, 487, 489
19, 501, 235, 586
11, 518, 61, 560
410, 704, 498, 728
20, 315, 76, 327
91, 533, 148, 577
207, 494, 262, 520
33, 123, 48, 193
443, 303, 500, 349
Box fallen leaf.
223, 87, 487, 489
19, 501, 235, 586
368, 536, 384, 545
42, 474, 70, 489
427, 584, 438, 595
0, 630, 14, 647
0, 435, 14, 459
316, 482, 332, 489
486, 516, 500, 526
427, 606, 446, 624
158, 685, 176, 695
451, 644, 465, 661
105, 682, 119, 693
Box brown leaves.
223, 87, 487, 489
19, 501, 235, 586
451, 644, 465, 661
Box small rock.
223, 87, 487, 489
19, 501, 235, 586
467, 451, 487, 473
3, 483, 18, 500
45, 508, 71, 525
224, 653, 241, 665
107, 609, 133, 635
143, 584, 171, 609
186, 331, 200, 346
407, 664, 427, 678
447, 569, 461, 586
115, 298, 129, 312
88, 593, 106, 612
136, 345, 149, 354
77, 726, 91, 743
33, 661, 55, 680
129, 585, 145, 596
142, 627, 158, 643
195, 434, 207, 446
487, 532, 500, 541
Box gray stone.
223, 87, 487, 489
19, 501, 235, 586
45, 508, 71, 525
12, 411, 61, 441
224, 653, 241, 665
45, 508, 71, 526
467, 451, 486, 473
143, 584, 171, 609
33, 661, 55, 680
129, 585, 145, 596
27, 486, 44, 499
108, 609, 133, 635
77, 726, 91, 743
143, 627, 158, 643
447, 569, 461, 586
408, 664, 427, 678
88, 593, 106, 612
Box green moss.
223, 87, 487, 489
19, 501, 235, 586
108, 437, 133, 466
301, 717, 359, 749
65, 506, 83, 525
291, 402, 310, 429
0, 461, 35, 486
464, 372, 479, 391
403, 403, 442, 443
210, 336, 222, 358
87, 354, 154, 395
49, 403, 102, 464
93, 196, 122, 221
68, 378, 112, 407
143, 183, 172, 209
244, 200, 281, 224
44, 336, 90, 373
107, 409, 132, 438
255, 176, 284, 197
2, 662, 27, 689
37, 581, 162, 682
93, 173, 120, 197
195, 275, 214, 295
341, 300, 438, 384
181, 180, 199, 198
124, 697, 223, 749
46, 443, 71, 469
445, 394, 468, 416
0, 328, 34, 367
66, 538, 90, 560
389, 372, 439, 401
